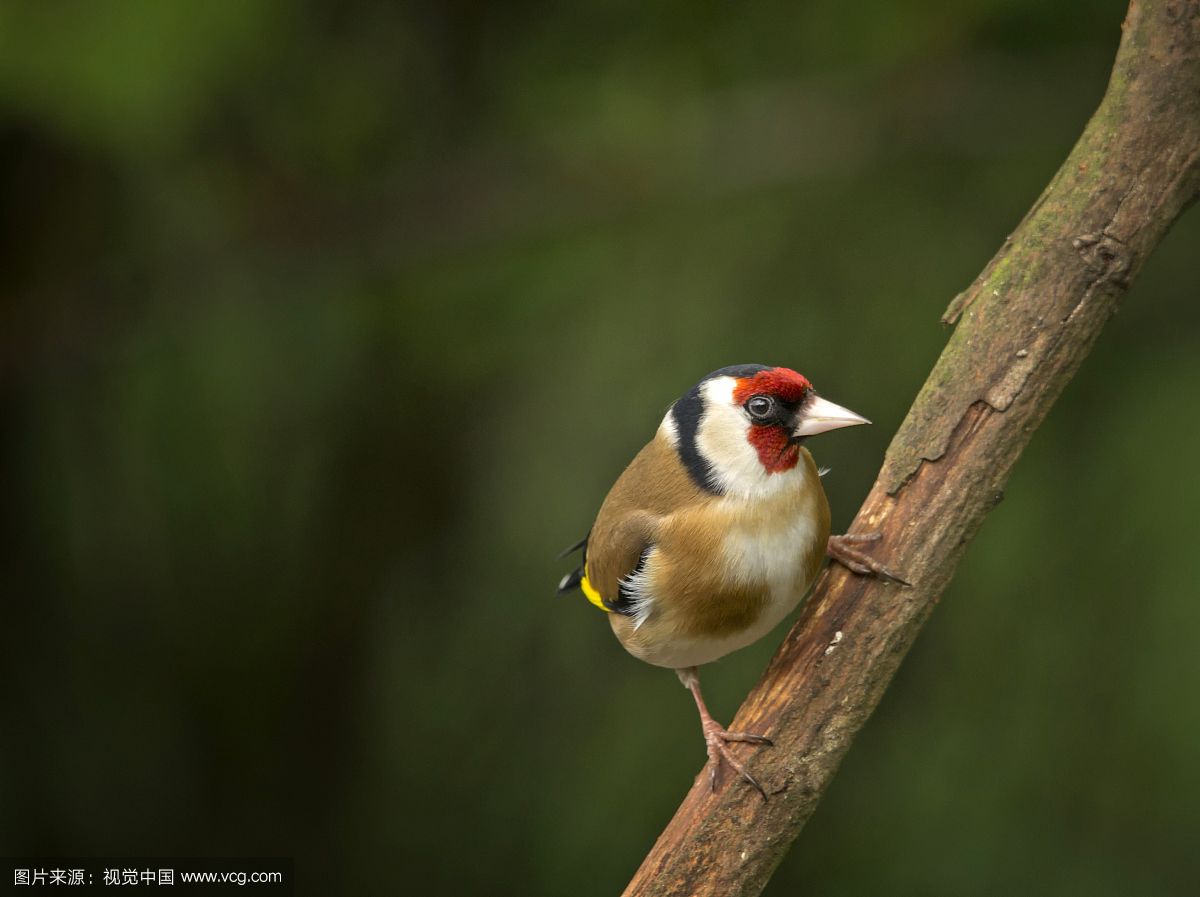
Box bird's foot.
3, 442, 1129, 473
827, 532, 909, 585
701, 719, 772, 799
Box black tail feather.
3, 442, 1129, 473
557, 567, 584, 595
557, 532, 589, 596
556, 535, 588, 560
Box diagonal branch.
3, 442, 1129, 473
623, 3, 1200, 895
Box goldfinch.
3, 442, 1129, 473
558, 364, 901, 796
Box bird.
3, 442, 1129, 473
558, 364, 903, 797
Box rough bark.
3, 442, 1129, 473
623, 3, 1200, 895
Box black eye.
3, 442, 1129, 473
746, 395, 774, 420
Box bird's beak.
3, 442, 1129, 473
792, 394, 871, 438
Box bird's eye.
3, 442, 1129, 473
746, 395, 774, 420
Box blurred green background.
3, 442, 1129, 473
2, 0, 1198, 894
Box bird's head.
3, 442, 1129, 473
661, 364, 869, 497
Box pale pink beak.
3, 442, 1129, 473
792, 394, 870, 438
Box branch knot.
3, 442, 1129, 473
1072, 232, 1132, 285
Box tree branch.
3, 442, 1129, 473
623, 3, 1200, 895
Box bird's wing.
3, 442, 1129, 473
558, 433, 702, 611
583, 510, 660, 615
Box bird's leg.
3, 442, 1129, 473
676, 666, 772, 799
827, 532, 909, 585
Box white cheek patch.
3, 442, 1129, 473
658, 407, 680, 448
695, 378, 781, 497
696, 378, 756, 485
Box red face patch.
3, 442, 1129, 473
731, 367, 812, 405
733, 367, 813, 474
745, 426, 799, 473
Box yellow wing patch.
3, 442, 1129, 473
580, 565, 609, 613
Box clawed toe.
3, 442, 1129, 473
721, 731, 773, 746
832, 532, 881, 544
827, 532, 910, 586
705, 735, 768, 799
702, 722, 771, 799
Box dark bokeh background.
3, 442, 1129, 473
2, 1, 1198, 894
